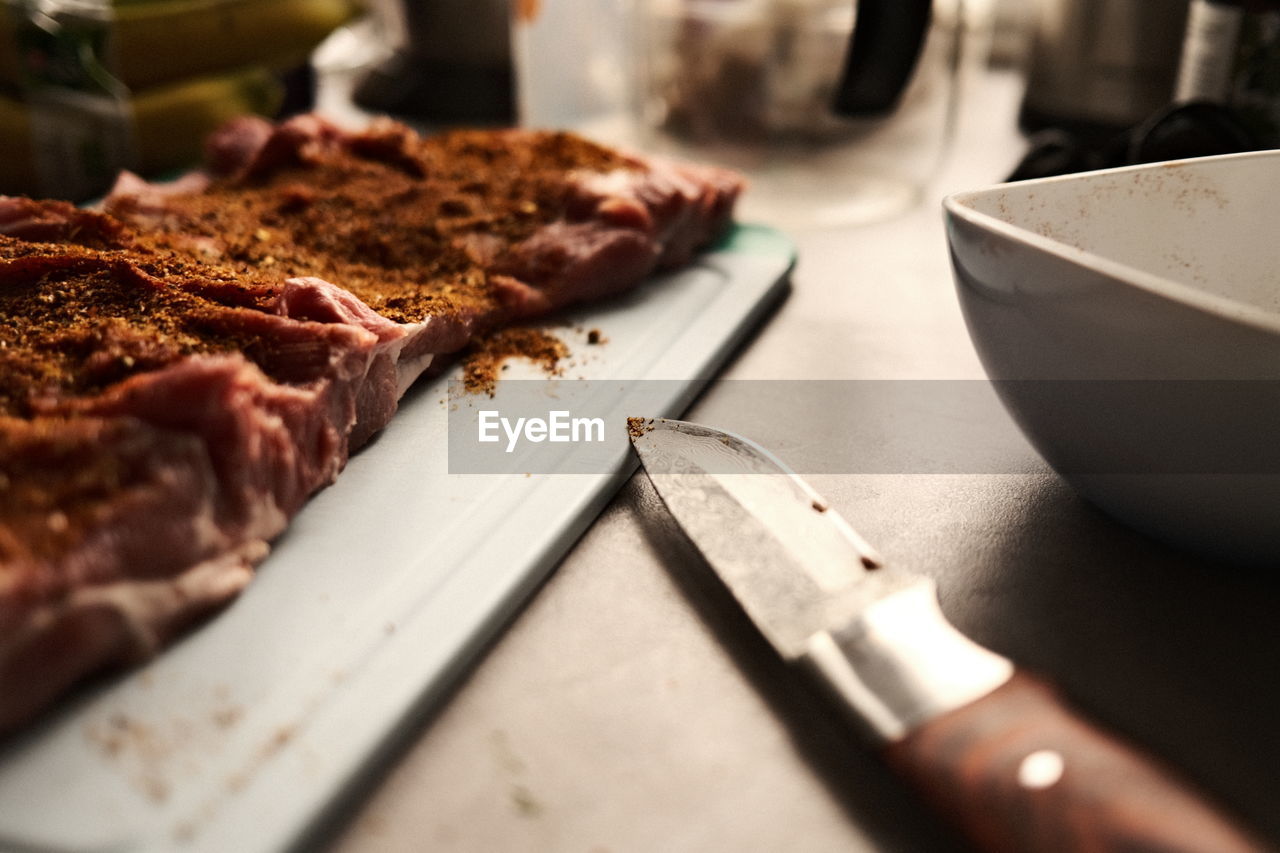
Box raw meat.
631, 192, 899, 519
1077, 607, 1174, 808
0, 234, 383, 732
0, 116, 743, 732
104, 115, 743, 394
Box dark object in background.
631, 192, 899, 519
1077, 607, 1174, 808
278, 64, 318, 118
1126, 101, 1260, 163
1008, 101, 1265, 182
831, 0, 932, 118
1019, 0, 1189, 144
354, 0, 514, 123
1176, 0, 1280, 145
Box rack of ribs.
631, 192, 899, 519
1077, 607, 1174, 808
0, 116, 743, 733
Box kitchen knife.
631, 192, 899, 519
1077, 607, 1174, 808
627, 417, 1266, 853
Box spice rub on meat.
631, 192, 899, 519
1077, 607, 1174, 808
0, 116, 744, 734
0, 238, 278, 417
104, 115, 743, 378
0, 230, 397, 734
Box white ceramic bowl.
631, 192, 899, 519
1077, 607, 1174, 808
945, 151, 1280, 566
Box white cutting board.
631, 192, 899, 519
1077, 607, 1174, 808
0, 225, 794, 853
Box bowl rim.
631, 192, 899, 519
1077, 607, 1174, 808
943, 150, 1280, 339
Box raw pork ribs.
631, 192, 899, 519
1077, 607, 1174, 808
0, 116, 742, 732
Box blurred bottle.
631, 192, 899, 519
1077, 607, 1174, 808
1176, 0, 1280, 145
0, 0, 358, 199
1020, 0, 1189, 141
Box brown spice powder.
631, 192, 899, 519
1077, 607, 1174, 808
626, 417, 654, 439
0, 237, 282, 417
127, 127, 641, 328
461, 327, 568, 396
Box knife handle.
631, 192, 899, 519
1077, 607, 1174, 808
882, 671, 1268, 853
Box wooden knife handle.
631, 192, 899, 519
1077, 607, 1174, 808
882, 672, 1269, 853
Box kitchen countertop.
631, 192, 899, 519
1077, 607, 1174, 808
321, 68, 1280, 852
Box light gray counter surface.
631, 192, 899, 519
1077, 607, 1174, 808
324, 69, 1280, 852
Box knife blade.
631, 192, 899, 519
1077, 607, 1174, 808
628, 417, 1266, 853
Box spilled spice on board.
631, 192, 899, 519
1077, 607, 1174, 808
462, 327, 568, 396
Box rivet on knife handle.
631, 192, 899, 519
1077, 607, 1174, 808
883, 671, 1267, 853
